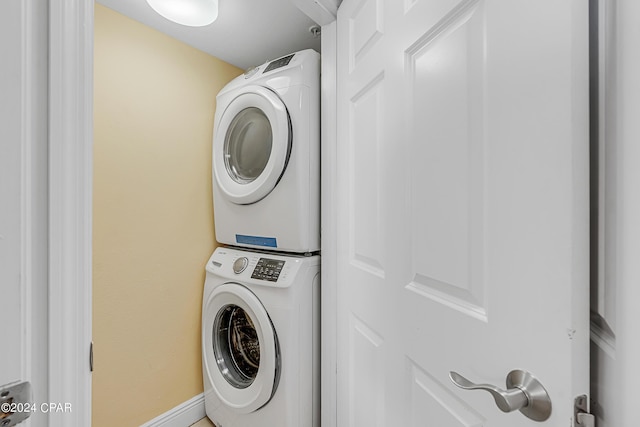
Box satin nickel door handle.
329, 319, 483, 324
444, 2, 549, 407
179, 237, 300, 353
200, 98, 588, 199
449, 370, 552, 421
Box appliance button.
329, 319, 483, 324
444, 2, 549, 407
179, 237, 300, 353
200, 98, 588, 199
232, 257, 249, 274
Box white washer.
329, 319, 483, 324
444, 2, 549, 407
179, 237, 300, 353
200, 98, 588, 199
202, 247, 320, 427
212, 49, 320, 254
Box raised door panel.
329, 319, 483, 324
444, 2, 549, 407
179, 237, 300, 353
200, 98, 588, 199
406, 360, 485, 427
405, 0, 487, 319
349, 316, 385, 427
349, 74, 386, 278
348, 0, 383, 71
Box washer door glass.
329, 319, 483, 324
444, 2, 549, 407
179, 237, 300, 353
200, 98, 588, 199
224, 107, 273, 184
213, 304, 261, 388
203, 283, 280, 414
213, 86, 291, 205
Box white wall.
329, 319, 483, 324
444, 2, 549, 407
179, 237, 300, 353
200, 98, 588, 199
591, 0, 640, 425
92, 6, 241, 425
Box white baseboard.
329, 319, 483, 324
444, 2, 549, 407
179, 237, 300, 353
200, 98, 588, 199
139, 393, 206, 427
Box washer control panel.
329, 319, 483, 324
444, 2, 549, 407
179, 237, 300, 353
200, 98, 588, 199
207, 248, 319, 288
250, 257, 285, 282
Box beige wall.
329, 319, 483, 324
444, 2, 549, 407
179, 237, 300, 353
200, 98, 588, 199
93, 5, 241, 426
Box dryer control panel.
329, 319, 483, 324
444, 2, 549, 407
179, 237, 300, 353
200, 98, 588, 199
263, 54, 294, 73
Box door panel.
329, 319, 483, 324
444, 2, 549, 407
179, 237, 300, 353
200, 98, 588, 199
407, 361, 485, 427
407, 1, 486, 318
349, 316, 384, 427
337, 0, 590, 425
350, 74, 386, 276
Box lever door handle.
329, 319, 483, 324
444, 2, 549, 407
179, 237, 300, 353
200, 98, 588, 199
449, 371, 528, 412
449, 370, 552, 421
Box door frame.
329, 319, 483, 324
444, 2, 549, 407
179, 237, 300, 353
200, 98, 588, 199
320, 18, 338, 427
590, 0, 640, 425
48, 0, 93, 425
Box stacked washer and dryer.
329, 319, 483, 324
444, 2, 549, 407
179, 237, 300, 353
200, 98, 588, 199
202, 50, 321, 427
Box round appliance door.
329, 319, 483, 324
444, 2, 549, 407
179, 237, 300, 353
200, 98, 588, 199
203, 283, 280, 413
213, 85, 291, 205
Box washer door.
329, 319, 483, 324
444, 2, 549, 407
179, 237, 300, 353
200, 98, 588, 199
213, 85, 291, 205
203, 283, 280, 413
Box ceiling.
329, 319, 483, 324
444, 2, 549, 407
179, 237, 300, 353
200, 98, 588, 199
96, 0, 322, 70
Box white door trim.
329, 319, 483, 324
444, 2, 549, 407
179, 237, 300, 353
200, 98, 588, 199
48, 0, 93, 425
291, 0, 339, 25
320, 19, 338, 427
20, 0, 50, 424
615, 1, 640, 424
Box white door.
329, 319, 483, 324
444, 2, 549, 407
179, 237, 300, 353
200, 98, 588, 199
336, 0, 590, 426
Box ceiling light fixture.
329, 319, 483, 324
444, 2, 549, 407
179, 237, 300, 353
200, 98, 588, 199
146, 0, 219, 27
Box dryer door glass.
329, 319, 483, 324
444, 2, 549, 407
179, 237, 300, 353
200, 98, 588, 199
224, 107, 273, 184
213, 304, 261, 388
213, 86, 291, 205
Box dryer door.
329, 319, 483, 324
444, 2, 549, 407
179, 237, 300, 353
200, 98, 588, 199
203, 283, 280, 413
213, 85, 291, 205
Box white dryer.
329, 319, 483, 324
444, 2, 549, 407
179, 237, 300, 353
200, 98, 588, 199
202, 247, 320, 427
212, 49, 320, 254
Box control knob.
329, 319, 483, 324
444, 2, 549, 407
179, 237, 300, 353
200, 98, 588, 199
232, 257, 249, 274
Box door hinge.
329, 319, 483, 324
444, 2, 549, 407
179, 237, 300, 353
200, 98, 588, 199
90, 341, 94, 372
575, 395, 595, 427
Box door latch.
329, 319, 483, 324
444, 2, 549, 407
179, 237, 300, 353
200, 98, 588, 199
575, 395, 595, 427
0, 381, 32, 427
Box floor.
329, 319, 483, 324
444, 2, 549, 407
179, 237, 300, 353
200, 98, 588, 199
191, 417, 215, 427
